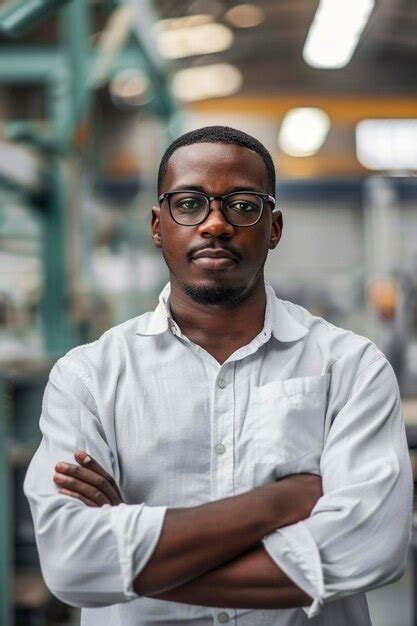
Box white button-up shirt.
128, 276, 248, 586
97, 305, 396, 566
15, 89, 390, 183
24, 281, 413, 626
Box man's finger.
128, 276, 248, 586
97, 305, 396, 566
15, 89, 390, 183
59, 487, 99, 507
74, 450, 123, 500
54, 472, 112, 506
54, 462, 121, 505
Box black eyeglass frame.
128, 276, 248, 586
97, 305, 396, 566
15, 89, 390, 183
158, 190, 277, 227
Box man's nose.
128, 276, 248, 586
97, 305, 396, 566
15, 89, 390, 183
197, 200, 235, 237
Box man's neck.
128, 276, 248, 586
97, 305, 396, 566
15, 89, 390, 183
167, 276, 267, 343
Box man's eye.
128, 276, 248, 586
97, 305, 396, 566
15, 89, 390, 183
229, 202, 255, 212
177, 199, 202, 211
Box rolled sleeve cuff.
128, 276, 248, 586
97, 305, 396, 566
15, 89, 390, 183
110, 503, 168, 600
261, 521, 324, 618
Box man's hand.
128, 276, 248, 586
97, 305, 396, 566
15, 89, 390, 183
53, 450, 124, 507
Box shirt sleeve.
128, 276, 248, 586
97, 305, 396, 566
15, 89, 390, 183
261, 353, 413, 618
23, 355, 168, 608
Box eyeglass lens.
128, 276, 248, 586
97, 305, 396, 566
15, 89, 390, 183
169, 192, 263, 226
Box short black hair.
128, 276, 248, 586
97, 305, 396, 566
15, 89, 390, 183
157, 125, 276, 196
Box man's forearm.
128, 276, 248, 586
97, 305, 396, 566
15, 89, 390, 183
149, 543, 312, 609
133, 475, 320, 597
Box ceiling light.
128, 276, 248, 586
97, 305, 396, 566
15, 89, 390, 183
154, 14, 213, 33
303, 0, 375, 69
224, 4, 264, 28
278, 107, 331, 157
156, 22, 233, 59
172, 63, 243, 102
110, 69, 151, 107
356, 119, 417, 170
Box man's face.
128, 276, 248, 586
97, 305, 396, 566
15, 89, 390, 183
151, 142, 282, 305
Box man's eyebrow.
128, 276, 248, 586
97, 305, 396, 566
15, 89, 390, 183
169, 185, 264, 193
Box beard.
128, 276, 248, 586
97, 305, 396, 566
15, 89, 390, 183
162, 247, 267, 306
181, 281, 248, 306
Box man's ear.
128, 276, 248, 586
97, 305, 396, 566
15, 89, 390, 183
151, 206, 162, 248
269, 210, 283, 250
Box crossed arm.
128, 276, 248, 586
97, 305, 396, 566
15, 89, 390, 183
148, 544, 312, 609
53, 450, 321, 609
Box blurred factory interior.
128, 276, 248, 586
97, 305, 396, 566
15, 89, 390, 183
0, 0, 416, 624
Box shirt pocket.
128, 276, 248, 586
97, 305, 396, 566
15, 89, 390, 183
250, 374, 330, 467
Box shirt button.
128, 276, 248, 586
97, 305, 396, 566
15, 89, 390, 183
214, 443, 225, 455
217, 379, 226, 389
217, 612, 230, 623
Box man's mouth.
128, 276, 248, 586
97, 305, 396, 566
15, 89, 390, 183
190, 248, 238, 270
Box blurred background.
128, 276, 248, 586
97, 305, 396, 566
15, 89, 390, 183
0, 0, 416, 624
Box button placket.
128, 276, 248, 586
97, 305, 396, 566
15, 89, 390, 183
212, 367, 235, 502
210, 366, 237, 626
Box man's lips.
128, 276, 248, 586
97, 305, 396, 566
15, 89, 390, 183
190, 248, 239, 270
192, 249, 238, 261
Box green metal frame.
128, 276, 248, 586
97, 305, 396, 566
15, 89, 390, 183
0, 0, 179, 357
0, 3, 179, 623
0, 0, 92, 357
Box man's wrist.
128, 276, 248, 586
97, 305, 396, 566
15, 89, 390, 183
249, 482, 292, 534
258, 475, 323, 532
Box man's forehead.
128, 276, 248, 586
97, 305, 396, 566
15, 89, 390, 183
164, 142, 268, 189
170, 141, 262, 164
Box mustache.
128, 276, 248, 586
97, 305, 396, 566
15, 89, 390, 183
187, 242, 242, 262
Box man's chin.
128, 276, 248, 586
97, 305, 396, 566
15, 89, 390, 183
180, 281, 248, 306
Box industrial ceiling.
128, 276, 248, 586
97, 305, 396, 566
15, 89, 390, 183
152, 0, 417, 95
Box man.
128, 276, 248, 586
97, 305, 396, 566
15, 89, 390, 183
24, 125, 412, 625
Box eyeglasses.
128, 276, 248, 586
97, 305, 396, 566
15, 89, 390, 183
158, 190, 276, 227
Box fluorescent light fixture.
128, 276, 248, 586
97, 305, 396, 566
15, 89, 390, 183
154, 14, 213, 32
303, 0, 375, 69
172, 63, 242, 102
156, 22, 233, 59
224, 4, 264, 28
278, 108, 331, 157
356, 119, 417, 170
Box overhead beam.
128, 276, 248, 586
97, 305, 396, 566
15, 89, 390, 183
189, 96, 417, 123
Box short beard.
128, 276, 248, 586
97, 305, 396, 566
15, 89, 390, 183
182, 282, 248, 306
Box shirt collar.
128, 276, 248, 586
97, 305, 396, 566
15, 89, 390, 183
264, 282, 309, 342
135, 280, 308, 343
135, 282, 174, 336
